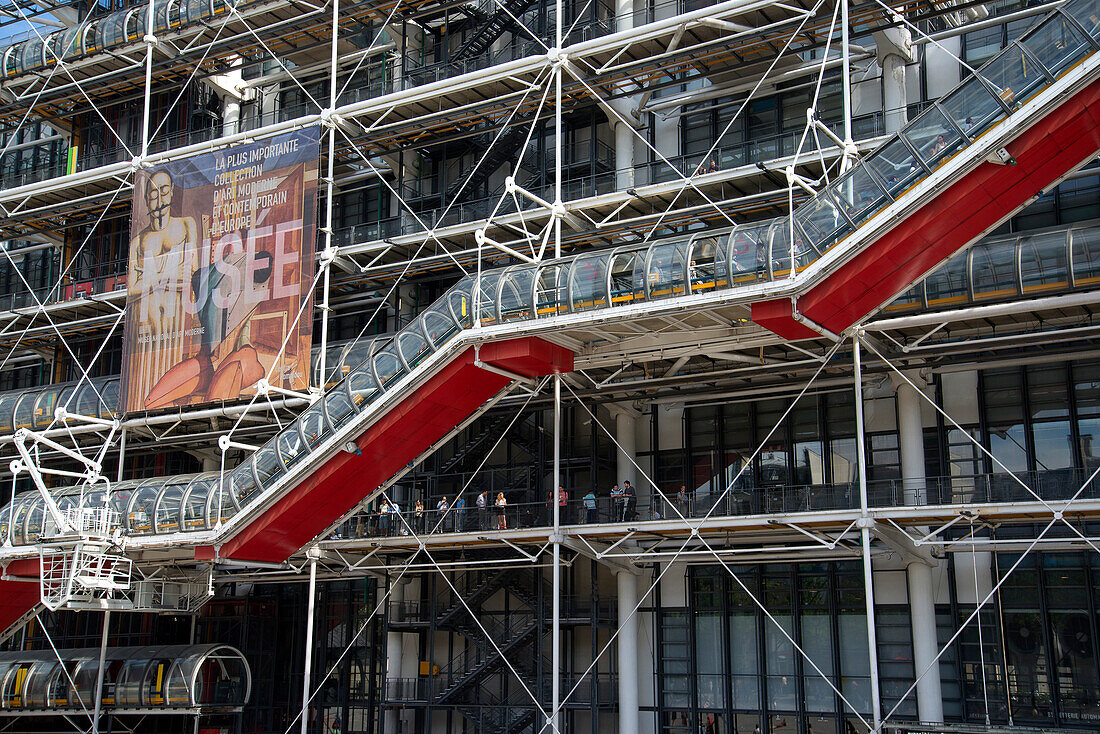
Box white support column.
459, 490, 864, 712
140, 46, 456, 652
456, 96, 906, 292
873, 22, 915, 133
614, 408, 638, 488
612, 0, 635, 189
894, 370, 944, 724
385, 578, 404, 734
614, 118, 636, 190
616, 570, 639, 734
91, 610, 110, 734
551, 374, 562, 733
223, 96, 241, 137
895, 370, 927, 507
908, 562, 943, 724
853, 337, 882, 731
300, 555, 318, 734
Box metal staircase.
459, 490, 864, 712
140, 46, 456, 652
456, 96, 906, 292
444, 120, 533, 204
452, 0, 539, 63
429, 567, 543, 729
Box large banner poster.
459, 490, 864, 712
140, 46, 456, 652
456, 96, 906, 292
121, 128, 320, 413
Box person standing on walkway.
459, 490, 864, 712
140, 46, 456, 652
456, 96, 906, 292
476, 489, 489, 530
495, 492, 508, 529
611, 483, 624, 523
414, 499, 425, 534
436, 496, 449, 532
557, 485, 568, 524
583, 489, 598, 523
454, 495, 466, 531
623, 480, 636, 522
378, 499, 391, 536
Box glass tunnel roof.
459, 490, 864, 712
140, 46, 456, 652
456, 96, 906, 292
0, 335, 387, 436
0, 0, 1096, 546
0, 644, 250, 712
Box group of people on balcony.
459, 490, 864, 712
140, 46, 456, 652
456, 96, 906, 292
344, 480, 651, 539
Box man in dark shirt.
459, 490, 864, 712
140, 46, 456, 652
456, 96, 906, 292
623, 481, 636, 522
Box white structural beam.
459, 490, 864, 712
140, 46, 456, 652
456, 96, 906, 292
616, 569, 639, 734
895, 369, 944, 724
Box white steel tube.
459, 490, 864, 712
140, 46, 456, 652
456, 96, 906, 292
317, 0, 339, 389
116, 428, 126, 484
91, 610, 110, 733
551, 374, 561, 733
853, 337, 882, 731
840, 0, 853, 153
141, 0, 155, 157
300, 557, 318, 734
554, 64, 563, 259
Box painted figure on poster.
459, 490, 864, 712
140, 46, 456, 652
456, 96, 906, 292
130, 170, 200, 402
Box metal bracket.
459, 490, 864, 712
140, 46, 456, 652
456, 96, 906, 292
985, 147, 1017, 166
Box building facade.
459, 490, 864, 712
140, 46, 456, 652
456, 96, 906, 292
0, 0, 1094, 731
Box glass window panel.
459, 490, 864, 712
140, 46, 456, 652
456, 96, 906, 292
127, 484, 159, 534
1020, 232, 1068, 292
1019, 15, 1090, 77
447, 281, 474, 327
728, 223, 770, 280
569, 253, 610, 312
971, 240, 1018, 298
794, 193, 850, 255
498, 267, 535, 322
901, 105, 964, 168
183, 477, 213, 530
372, 346, 405, 389
228, 464, 257, 506
325, 386, 356, 429
475, 273, 501, 325
12, 392, 36, 431
298, 403, 327, 447
1071, 227, 1100, 286
830, 165, 889, 227
1004, 610, 1053, 721
645, 242, 688, 299
1032, 421, 1073, 472
802, 611, 835, 712
1068, 0, 1100, 36
1050, 610, 1100, 722
422, 304, 459, 344
977, 43, 1048, 109
609, 251, 644, 302
396, 323, 432, 369
688, 236, 720, 292
695, 613, 726, 708
154, 483, 184, 533
865, 136, 923, 196
964, 24, 1003, 66
252, 443, 282, 487
1029, 364, 1069, 420
939, 76, 1006, 141
276, 425, 306, 469
535, 266, 567, 316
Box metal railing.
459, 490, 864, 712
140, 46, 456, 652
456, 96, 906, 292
330, 468, 1100, 542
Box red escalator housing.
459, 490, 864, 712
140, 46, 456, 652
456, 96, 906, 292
753, 77, 1100, 338
210, 336, 573, 563
0, 559, 42, 635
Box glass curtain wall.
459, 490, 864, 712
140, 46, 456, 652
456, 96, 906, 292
662, 563, 874, 734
